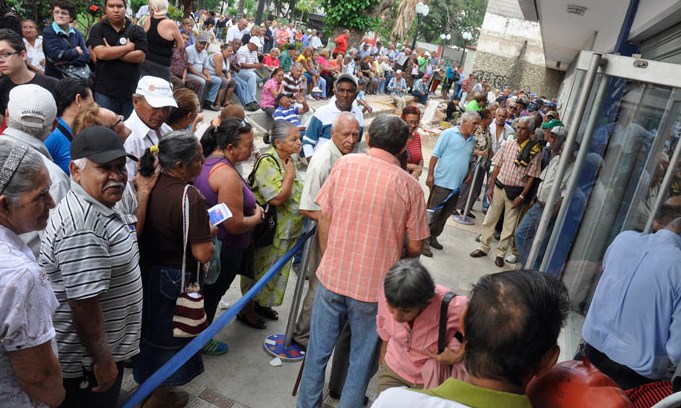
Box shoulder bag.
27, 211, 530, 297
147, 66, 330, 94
247, 153, 280, 248
172, 185, 209, 338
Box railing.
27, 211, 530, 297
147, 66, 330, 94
121, 228, 317, 408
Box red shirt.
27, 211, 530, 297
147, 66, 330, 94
333, 34, 347, 55
406, 131, 423, 165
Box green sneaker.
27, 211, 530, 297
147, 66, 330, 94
202, 338, 229, 355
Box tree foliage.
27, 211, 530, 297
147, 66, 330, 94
320, 0, 380, 33
417, 0, 486, 47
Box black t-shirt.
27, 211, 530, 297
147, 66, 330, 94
87, 17, 147, 100
0, 73, 58, 114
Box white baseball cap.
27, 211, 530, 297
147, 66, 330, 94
7, 84, 57, 130
249, 36, 261, 47
135, 76, 177, 108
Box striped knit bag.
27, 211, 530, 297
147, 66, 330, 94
173, 185, 209, 338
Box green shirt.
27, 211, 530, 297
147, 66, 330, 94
279, 52, 293, 72
418, 379, 532, 408
466, 100, 482, 112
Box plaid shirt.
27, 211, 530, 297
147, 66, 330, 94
316, 148, 430, 303
492, 139, 541, 187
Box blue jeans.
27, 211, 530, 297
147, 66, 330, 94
187, 73, 221, 105
410, 90, 428, 105
232, 75, 256, 105
297, 284, 379, 408
515, 202, 552, 269
95, 93, 133, 119
237, 69, 258, 102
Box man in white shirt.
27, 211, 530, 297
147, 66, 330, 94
225, 17, 249, 43
186, 32, 222, 110
309, 29, 323, 50
236, 36, 264, 110
123, 76, 175, 178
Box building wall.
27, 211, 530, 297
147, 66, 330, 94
473, 0, 564, 97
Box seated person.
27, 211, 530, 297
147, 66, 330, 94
410, 73, 429, 105
377, 260, 468, 393
263, 47, 281, 69
446, 96, 464, 122
273, 93, 309, 133
355, 81, 372, 114
373, 269, 569, 408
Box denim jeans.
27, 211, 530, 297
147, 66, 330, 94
95, 93, 133, 119
237, 69, 258, 102
297, 284, 379, 408
515, 202, 552, 269
232, 75, 256, 105
187, 73, 221, 105
410, 90, 428, 105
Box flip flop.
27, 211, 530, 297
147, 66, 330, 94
236, 312, 267, 329
254, 304, 279, 320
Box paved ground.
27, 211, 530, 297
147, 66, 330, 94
118, 95, 579, 407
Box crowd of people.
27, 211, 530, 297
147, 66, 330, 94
0, 0, 679, 407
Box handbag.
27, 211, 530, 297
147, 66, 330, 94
247, 154, 280, 248
52, 36, 92, 81
172, 185, 209, 338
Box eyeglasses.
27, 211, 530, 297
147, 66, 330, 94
0, 51, 19, 61
109, 115, 124, 129
406, 120, 419, 126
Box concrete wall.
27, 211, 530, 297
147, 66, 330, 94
472, 0, 563, 97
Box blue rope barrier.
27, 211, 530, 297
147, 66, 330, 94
121, 228, 317, 408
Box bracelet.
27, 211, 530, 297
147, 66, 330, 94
519, 194, 525, 200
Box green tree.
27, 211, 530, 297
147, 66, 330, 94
320, 0, 380, 32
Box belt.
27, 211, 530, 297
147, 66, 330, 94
494, 180, 505, 189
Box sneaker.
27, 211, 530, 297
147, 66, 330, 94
218, 300, 230, 309
505, 254, 518, 264
306, 95, 315, 101
202, 338, 229, 355
312, 86, 323, 93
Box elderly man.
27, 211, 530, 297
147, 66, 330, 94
123, 76, 176, 177
580, 203, 681, 390
186, 32, 222, 110
387, 70, 408, 112
514, 125, 569, 268
423, 111, 479, 257
236, 36, 264, 111
88, 0, 147, 118
471, 117, 541, 267
2, 84, 69, 258
41, 126, 142, 407
373, 270, 569, 407
0, 29, 57, 114
292, 112, 360, 396
309, 29, 323, 50
304, 73, 364, 158
225, 17, 249, 43
297, 114, 429, 408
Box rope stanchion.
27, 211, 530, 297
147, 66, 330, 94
121, 228, 317, 408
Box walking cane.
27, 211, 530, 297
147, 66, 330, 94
453, 156, 483, 225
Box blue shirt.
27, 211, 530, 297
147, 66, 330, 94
582, 229, 681, 379
273, 106, 301, 126
431, 127, 475, 190
44, 117, 73, 175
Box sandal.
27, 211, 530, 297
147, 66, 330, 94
236, 312, 267, 329
254, 304, 279, 320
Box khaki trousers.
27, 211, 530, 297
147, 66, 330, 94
478, 185, 521, 257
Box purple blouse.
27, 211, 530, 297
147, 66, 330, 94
195, 157, 256, 249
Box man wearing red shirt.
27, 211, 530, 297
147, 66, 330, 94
332, 29, 349, 58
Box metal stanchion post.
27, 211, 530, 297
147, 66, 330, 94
453, 156, 483, 225
263, 223, 316, 362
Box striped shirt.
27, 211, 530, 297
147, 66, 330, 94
273, 106, 301, 126
40, 182, 143, 378
282, 72, 302, 96
492, 139, 541, 188
236, 44, 258, 65
315, 148, 430, 302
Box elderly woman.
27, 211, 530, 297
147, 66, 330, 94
456, 108, 493, 218
44, 78, 93, 174
377, 259, 468, 393
240, 121, 303, 328
21, 19, 44, 73
42, 0, 89, 79
0, 140, 64, 407
206, 44, 238, 107
72, 103, 131, 143
134, 133, 213, 407
401, 106, 424, 179
195, 119, 264, 352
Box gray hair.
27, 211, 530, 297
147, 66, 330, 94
519, 116, 536, 131
292, 62, 304, 71
384, 259, 435, 309
461, 110, 480, 124
148, 0, 168, 14
367, 114, 409, 155
267, 121, 296, 146
139, 131, 199, 177
6, 117, 53, 141
0, 140, 47, 205
331, 112, 359, 131
72, 158, 87, 170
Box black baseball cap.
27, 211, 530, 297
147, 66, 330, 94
71, 126, 138, 164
